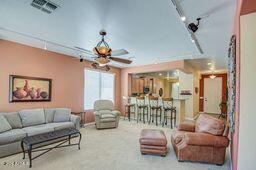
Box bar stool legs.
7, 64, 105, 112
149, 108, 162, 126
161, 108, 176, 129
173, 108, 177, 128
170, 108, 177, 129
137, 106, 148, 124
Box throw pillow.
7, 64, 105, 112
0, 115, 12, 133
53, 108, 71, 123
195, 114, 225, 136
19, 109, 45, 127
0, 112, 22, 129
44, 108, 56, 123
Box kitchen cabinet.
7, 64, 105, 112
131, 77, 154, 94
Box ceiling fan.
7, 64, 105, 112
75, 30, 132, 66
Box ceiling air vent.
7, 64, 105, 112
31, 0, 59, 14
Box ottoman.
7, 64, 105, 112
139, 129, 167, 156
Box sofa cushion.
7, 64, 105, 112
0, 129, 26, 145
195, 114, 225, 136
22, 124, 54, 136
48, 122, 75, 131
0, 112, 22, 129
44, 108, 56, 123
19, 109, 45, 127
53, 108, 71, 123
0, 115, 12, 133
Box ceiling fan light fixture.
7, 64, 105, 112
99, 63, 107, 67
93, 46, 111, 56
95, 57, 109, 65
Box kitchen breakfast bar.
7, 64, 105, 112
124, 97, 188, 127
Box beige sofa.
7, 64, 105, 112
0, 108, 80, 158
94, 100, 120, 129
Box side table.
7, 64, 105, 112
72, 111, 86, 128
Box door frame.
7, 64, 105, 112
199, 73, 227, 113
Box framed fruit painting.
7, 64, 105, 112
9, 75, 52, 102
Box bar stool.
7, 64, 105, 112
124, 97, 136, 121
162, 98, 177, 129
136, 96, 148, 123
148, 97, 162, 126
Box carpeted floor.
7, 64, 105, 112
0, 120, 230, 170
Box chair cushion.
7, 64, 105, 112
44, 108, 56, 123
101, 113, 116, 119
0, 115, 12, 133
48, 122, 75, 131
0, 129, 26, 145
195, 114, 225, 136
19, 109, 45, 127
22, 124, 54, 136
0, 112, 22, 129
98, 110, 112, 115
53, 108, 71, 123
99, 117, 116, 123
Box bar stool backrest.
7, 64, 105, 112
130, 97, 137, 105
144, 96, 150, 106
149, 97, 160, 107
136, 96, 145, 106
162, 98, 174, 109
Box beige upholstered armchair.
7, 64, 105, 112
94, 100, 120, 129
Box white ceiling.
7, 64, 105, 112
0, 0, 235, 69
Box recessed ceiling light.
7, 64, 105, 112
181, 16, 186, 22
191, 39, 195, 43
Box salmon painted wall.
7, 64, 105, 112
0, 40, 121, 123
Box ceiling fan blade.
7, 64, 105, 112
109, 57, 132, 64
74, 46, 95, 55
111, 49, 129, 56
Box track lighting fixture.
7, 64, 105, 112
188, 18, 201, 33
79, 55, 83, 62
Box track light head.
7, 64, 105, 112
80, 57, 83, 62
188, 18, 201, 33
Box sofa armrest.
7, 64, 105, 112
183, 132, 229, 147
178, 122, 195, 132
70, 114, 81, 129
